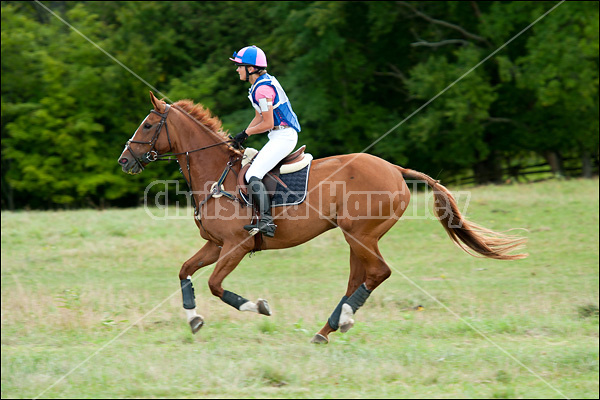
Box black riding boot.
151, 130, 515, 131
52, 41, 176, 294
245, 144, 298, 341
244, 176, 276, 237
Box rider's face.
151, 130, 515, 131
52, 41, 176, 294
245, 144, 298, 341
236, 65, 246, 81
236, 65, 257, 81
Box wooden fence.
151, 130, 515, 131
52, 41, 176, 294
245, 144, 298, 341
444, 157, 599, 186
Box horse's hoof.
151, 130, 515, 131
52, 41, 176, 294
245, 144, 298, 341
189, 316, 204, 334
257, 299, 271, 316
310, 333, 329, 344
339, 318, 354, 333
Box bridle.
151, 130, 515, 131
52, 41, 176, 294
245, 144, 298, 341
124, 103, 235, 170
124, 104, 175, 171
124, 103, 243, 223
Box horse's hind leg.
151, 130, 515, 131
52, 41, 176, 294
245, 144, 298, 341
312, 231, 391, 343
312, 249, 366, 344
337, 234, 391, 333
179, 240, 221, 333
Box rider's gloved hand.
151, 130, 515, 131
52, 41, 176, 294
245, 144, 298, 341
231, 130, 248, 149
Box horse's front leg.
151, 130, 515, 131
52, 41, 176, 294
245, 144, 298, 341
179, 240, 222, 333
208, 242, 272, 316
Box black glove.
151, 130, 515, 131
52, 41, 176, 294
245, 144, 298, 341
231, 130, 248, 149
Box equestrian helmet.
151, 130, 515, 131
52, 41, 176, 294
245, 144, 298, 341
229, 45, 267, 68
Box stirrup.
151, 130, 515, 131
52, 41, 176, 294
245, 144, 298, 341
244, 221, 277, 237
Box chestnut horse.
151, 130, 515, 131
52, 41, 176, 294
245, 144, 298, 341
118, 92, 527, 344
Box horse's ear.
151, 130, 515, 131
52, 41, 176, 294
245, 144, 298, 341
149, 91, 165, 113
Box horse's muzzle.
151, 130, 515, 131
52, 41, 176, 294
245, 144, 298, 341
118, 157, 142, 175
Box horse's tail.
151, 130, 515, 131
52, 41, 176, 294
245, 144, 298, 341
398, 167, 528, 260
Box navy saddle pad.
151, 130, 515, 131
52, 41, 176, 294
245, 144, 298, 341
241, 163, 311, 207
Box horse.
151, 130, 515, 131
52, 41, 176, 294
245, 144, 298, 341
117, 91, 527, 344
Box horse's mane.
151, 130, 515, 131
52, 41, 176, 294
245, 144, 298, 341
173, 99, 229, 142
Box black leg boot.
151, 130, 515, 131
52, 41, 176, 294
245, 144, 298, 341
244, 177, 277, 237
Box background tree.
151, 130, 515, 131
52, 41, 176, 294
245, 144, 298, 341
1, 1, 598, 209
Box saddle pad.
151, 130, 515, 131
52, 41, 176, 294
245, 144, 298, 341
240, 162, 311, 207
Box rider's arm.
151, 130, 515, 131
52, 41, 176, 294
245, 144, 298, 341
246, 85, 275, 135
246, 109, 263, 131
246, 104, 274, 135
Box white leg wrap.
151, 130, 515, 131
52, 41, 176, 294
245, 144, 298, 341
339, 303, 355, 333
239, 301, 259, 313
185, 308, 202, 322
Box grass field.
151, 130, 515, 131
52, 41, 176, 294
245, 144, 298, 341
1, 178, 598, 399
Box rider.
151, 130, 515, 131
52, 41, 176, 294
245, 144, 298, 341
230, 45, 301, 237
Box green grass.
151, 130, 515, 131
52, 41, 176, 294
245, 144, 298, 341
2, 178, 598, 398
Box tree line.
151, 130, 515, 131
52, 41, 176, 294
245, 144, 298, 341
1, 1, 598, 209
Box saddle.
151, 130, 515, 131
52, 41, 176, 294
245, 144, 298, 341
238, 145, 313, 196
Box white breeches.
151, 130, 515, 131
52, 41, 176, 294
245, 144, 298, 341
245, 127, 298, 181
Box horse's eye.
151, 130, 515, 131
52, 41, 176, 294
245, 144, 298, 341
144, 123, 152, 129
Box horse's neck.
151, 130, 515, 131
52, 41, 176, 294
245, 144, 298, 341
173, 125, 231, 187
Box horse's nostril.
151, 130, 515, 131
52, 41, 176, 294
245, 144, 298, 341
119, 158, 128, 165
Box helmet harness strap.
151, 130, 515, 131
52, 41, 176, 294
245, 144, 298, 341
244, 65, 262, 82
